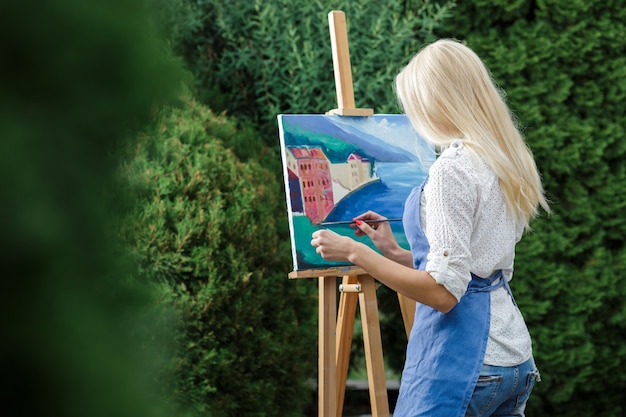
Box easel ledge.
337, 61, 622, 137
289, 266, 366, 279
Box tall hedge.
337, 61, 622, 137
120, 97, 317, 417
436, 1, 626, 416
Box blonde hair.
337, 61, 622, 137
395, 39, 549, 228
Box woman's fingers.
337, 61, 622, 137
353, 210, 385, 222
311, 229, 352, 262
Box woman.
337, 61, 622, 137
311, 39, 549, 417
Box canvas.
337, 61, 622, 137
278, 114, 436, 271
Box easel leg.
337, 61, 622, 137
397, 293, 416, 339
336, 275, 359, 416
359, 276, 390, 417
319, 276, 337, 417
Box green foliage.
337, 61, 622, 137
437, 1, 626, 415
0, 1, 187, 417
169, 0, 455, 139
120, 97, 317, 417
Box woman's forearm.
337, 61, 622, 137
382, 245, 415, 268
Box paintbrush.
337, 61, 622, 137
318, 218, 403, 226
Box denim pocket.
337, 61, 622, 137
477, 374, 503, 384
513, 368, 539, 412
523, 367, 540, 396
467, 373, 502, 417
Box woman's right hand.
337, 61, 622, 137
352, 211, 403, 259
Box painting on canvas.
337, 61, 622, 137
278, 114, 436, 271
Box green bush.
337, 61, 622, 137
120, 97, 317, 417
436, 1, 626, 415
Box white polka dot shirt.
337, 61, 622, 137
420, 140, 533, 366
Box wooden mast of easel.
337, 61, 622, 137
327, 10, 373, 117
327, 10, 384, 417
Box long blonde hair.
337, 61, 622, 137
395, 39, 549, 228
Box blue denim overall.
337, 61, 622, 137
394, 178, 515, 417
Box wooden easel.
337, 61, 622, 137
288, 11, 417, 417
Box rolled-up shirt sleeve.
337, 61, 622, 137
423, 146, 478, 301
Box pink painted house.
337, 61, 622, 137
286, 147, 334, 224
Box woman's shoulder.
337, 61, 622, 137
432, 140, 477, 175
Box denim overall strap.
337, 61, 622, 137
395, 177, 500, 417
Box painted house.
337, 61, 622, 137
285, 147, 334, 224
347, 153, 372, 188
328, 152, 375, 201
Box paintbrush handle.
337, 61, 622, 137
319, 218, 403, 226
